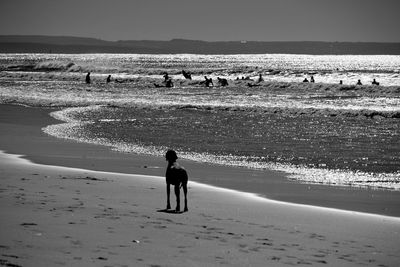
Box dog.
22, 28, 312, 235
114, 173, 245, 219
165, 150, 188, 212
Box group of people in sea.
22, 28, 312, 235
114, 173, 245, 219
303, 76, 315, 83
154, 71, 231, 88
302, 75, 380, 86
85, 72, 112, 84
154, 70, 192, 88
353, 78, 380, 86
85, 71, 381, 87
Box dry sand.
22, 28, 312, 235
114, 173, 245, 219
1, 151, 400, 267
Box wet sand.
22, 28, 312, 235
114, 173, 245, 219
0, 104, 399, 217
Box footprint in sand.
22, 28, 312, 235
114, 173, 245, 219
256, 238, 273, 246
295, 259, 313, 265
0, 258, 22, 267
338, 254, 356, 263
70, 240, 82, 247
309, 233, 326, 241
20, 222, 37, 227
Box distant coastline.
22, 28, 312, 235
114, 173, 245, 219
1, 35, 400, 55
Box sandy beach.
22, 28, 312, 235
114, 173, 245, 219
1, 135, 400, 267
0, 104, 400, 266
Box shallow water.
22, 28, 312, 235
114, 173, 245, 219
1, 53, 399, 190
1, 53, 400, 85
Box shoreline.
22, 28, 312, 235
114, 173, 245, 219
1, 140, 400, 266
4, 149, 400, 221
0, 104, 400, 217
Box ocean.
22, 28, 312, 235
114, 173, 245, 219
0, 53, 399, 190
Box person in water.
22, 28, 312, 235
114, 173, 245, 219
310, 76, 315, 83
247, 82, 261, 87
166, 78, 174, 88
257, 74, 264, 83
204, 76, 214, 87
217, 77, 229, 86
356, 79, 362, 85
165, 150, 188, 212
106, 75, 111, 83
163, 72, 169, 82
182, 70, 192, 80
85, 72, 91, 84
155, 79, 174, 88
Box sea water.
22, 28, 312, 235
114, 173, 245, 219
0, 53, 399, 190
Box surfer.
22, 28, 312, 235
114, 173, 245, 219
182, 70, 192, 80
106, 75, 111, 83
257, 74, 264, 83
247, 83, 261, 87
163, 72, 169, 82
217, 77, 229, 87
85, 72, 91, 84
154, 78, 174, 88
356, 79, 362, 85
166, 79, 174, 88
204, 76, 213, 87
303, 77, 309, 82
372, 79, 380, 85
310, 76, 315, 83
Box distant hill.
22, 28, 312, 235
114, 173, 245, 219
1, 35, 399, 55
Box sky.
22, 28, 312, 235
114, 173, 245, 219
0, 0, 399, 42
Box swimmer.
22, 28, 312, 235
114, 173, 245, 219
85, 72, 91, 84
217, 77, 229, 87
163, 72, 169, 82
182, 70, 192, 80
372, 79, 380, 85
257, 74, 264, 83
204, 76, 213, 87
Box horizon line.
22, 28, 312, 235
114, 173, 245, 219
1, 34, 400, 44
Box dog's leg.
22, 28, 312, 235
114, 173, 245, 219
174, 184, 180, 212
166, 183, 171, 210
183, 183, 188, 212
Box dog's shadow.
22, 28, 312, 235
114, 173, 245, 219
157, 209, 184, 214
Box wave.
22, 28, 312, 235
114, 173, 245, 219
2, 53, 400, 86
169, 104, 400, 119
1, 75, 399, 119
34, 61, 77, 71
